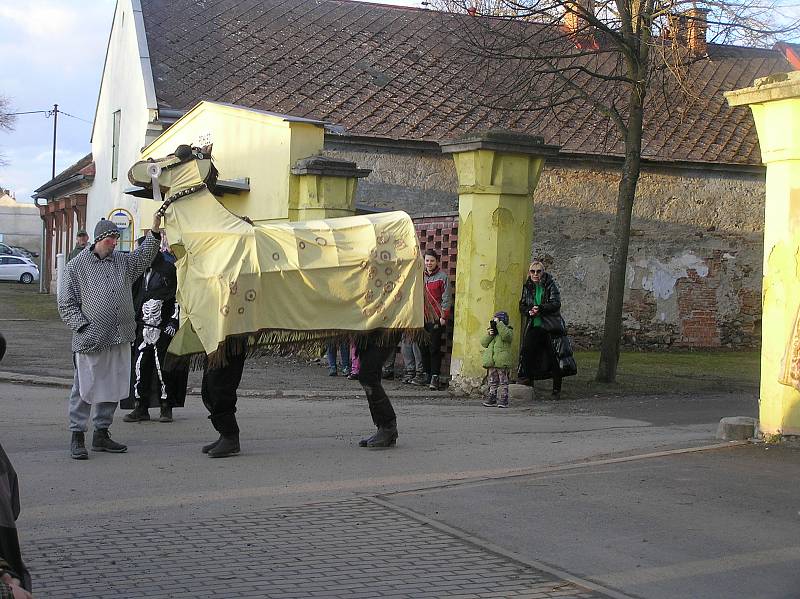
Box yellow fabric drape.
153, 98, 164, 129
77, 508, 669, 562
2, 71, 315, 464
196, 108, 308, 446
163, 186, 424, 363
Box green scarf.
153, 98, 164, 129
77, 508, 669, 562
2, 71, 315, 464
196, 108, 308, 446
533, 284, 543, 328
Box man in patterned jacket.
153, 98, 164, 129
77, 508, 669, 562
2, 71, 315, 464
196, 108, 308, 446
58, 214, 161, 460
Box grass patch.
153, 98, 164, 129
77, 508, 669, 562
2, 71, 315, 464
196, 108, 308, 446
0, 283, 60, 321
569, 350, 760, 397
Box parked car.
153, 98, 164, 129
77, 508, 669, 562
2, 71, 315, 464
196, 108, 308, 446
10, 246, 38, 259
0, 255, 39, 284
0, 243, 31, 259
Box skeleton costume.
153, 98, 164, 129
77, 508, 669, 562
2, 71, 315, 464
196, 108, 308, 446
123, 251, 188, 419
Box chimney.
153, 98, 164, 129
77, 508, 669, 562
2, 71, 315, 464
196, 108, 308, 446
685, 8, 710, 56
563, 0, 595, 35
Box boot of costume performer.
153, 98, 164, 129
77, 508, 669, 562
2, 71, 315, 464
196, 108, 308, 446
360, 422, 398, 448
91, 429, 128, 453
70, 431, 88, 460
159, 402, 173, 423
207, 434, 240, 458
202, 435, 223, 454
123, 401, 150, 422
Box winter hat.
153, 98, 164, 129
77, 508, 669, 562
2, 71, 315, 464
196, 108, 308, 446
94, 219, 121, 243
494, 311, 509, 325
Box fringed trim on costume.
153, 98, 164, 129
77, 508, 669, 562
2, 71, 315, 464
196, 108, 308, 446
169, 326, 426, 371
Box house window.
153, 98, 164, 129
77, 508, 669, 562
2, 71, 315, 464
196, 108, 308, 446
111, 110, 121, 181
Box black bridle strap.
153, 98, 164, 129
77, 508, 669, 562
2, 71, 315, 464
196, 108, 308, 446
157, 183, 207, 217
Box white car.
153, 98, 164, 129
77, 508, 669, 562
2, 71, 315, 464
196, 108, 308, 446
0, 255, 39, 284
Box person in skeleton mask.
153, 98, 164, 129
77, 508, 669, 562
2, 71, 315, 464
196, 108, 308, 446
123, 238, 187, 423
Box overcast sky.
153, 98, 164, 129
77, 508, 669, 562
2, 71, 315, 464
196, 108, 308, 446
0, 0, 798, 203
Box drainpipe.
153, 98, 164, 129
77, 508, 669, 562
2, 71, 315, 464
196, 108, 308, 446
33, 195, 47, 294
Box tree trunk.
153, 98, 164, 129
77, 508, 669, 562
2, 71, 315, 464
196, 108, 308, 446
596, 90, 644, 383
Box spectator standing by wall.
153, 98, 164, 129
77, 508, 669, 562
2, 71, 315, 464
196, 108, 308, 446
413, 249, 452, 391
518, 260, 572, 397
400, 335, 424, 384
326, 342, 351, 376
58, 216, 161, 459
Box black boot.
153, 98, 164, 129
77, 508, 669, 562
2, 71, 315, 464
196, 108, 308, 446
123, 405, 150, 422
366, 425, 398, 448
91, 429, 128, 453
359, 430, 379, 447
70, 431, 88, 460
207, 434, 240, 458
159, 404, 173, 423
201, 435, 223, 454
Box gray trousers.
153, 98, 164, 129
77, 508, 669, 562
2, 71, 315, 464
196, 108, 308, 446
68, 369, 117, 432
401, 340, 423, 375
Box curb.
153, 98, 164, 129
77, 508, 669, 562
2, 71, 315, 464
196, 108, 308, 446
0, 371, 73, 388
0, 371, 456, 399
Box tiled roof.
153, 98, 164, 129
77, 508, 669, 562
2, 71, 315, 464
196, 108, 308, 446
141, 0, 790, 165
33, 153, 94, 195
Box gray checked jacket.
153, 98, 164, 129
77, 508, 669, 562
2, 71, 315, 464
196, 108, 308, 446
58, 233, 161, 354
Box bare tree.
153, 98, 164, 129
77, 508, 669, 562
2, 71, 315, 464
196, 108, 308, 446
0, 95, 16, 167
432, 0, 798, 382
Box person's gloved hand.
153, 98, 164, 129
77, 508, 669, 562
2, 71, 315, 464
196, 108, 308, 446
164, 324, 177, 337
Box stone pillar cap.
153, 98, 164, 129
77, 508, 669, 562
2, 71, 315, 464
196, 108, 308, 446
439, 129, 560, 156
291, 155, 371, 178
725, 71, 800, 107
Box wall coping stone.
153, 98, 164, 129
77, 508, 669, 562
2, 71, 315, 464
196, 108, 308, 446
439, 129, 561, 156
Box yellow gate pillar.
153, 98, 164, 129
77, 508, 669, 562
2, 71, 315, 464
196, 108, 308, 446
440, 131, 559, 395
727, 72, 800, 439
289, 156, 371, 221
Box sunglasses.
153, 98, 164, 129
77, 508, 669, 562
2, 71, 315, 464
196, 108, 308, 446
529, 269, 543, 274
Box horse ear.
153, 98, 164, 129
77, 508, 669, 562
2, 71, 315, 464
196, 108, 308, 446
175, 145, 193, 161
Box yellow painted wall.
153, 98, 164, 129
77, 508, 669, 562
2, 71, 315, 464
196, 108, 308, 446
140, 101, 324, 227
727, 77, 800, 436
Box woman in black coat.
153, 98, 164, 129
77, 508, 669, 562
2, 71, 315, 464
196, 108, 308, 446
518, 260, 573, 397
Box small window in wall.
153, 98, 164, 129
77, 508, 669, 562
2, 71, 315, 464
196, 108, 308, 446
111, 110, 121, 181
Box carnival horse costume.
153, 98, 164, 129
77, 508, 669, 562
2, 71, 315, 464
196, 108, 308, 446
128, 145, 424, 455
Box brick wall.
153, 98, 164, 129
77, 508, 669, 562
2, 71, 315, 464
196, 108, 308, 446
390, 213, 459, 375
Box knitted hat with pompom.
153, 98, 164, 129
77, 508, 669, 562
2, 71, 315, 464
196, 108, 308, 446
93, 219, 120, 243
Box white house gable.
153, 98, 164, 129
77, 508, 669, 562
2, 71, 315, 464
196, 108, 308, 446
88, 0, 156, 246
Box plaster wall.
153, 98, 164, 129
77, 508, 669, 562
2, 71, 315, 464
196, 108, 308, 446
0, 198, 41, 251
328, 143, 766, 349
87, 0, 156, 240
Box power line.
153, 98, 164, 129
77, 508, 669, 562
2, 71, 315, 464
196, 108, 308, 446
7, 110, 50, 116
7, 108, 92, 123
59, 110, 92, 124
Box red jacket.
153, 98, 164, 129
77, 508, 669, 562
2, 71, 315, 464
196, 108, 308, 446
424, 267, 452, 323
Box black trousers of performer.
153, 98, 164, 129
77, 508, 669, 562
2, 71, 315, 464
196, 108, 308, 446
357, 341, 397, 429
201, 353, 247, 437
520, 326, 562, 392
420, 322, 444, 377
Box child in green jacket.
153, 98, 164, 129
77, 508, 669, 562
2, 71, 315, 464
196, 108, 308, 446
481, 311, 514, 408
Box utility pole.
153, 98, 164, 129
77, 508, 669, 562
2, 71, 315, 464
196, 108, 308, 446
51, 103, 58, 178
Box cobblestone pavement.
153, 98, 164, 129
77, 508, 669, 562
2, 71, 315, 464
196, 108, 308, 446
26, 498, 609, 599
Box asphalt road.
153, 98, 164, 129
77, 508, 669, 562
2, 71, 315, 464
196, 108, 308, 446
2, 377, 791, 598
